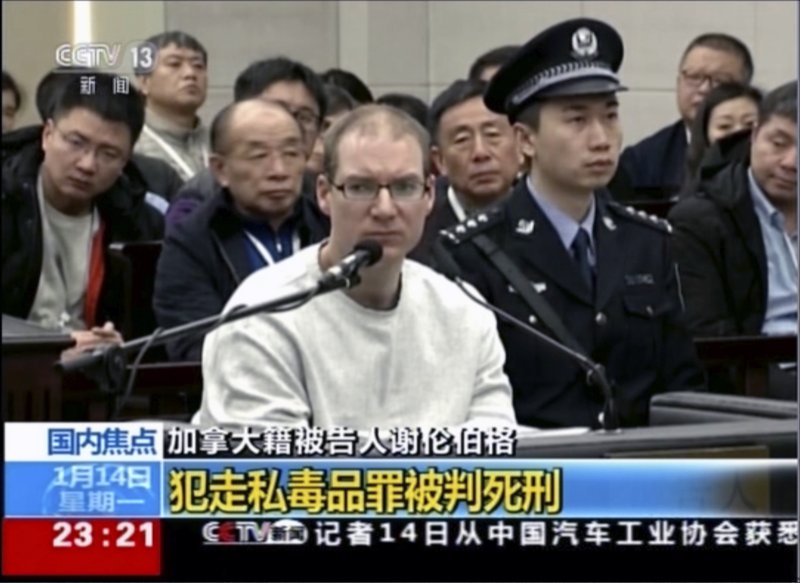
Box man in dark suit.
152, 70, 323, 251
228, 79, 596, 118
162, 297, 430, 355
614, 33, 753, 201
411, 79, 519, 264
441, 18, 706, 429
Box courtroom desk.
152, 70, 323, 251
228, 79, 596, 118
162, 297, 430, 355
650, 391, 797, 425
516, 419, 797, 459
3, 312, 202, 421
117, 361, 202, 420
59, 361, 203, 421
694, 335, 797, 397
2, 315, 75, 420
517, 419, 798, 516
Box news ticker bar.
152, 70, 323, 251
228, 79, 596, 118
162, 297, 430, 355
2, 518, 797, 581
5, 459, 796, 519
4, 422, 519, 459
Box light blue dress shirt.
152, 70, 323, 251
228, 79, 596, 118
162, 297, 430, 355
527, 177, 596, 266
748, 169, 799, 336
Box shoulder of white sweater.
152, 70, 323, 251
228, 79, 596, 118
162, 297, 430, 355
223, 245, 319, 312
403, 258, 492, 318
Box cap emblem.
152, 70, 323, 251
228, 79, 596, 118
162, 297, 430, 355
571, 27, 598, 59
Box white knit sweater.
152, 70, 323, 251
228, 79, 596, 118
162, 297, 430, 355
194, 244, 516, 430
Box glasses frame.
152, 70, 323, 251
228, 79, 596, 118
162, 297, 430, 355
680, 70, 736, 89
51, 124, 127, 167
331, 177, 429, 201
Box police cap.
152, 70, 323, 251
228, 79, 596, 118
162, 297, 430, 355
484, 18, 626, 120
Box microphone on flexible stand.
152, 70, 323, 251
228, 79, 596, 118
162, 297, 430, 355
317, 240, 384, 292
432, 241, 620, 432
58, 240, 385, 419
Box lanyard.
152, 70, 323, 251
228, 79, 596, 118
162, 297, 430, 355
141, 124, 208, 178
243, 229, 301, 266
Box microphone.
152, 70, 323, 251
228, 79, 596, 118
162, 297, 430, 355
433, 240, 620, 432
318, 240, 383, 292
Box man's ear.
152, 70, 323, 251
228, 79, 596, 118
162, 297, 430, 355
41, 119, 55, 156
431, 144, 446, 177
208, 154, 229, 188
514, 122, 536, 161
135, 75, 150, 98
316, 173, 333, 217
423, 174, 436, 217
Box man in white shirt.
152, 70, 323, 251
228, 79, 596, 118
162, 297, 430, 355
195, 104, 516, 430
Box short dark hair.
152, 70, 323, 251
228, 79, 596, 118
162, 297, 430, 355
323, 104, 431, 180
681, 33, 754, 83
233, 56, 327, 120
428, 79, 488, 143
468, 45, 520, 81
686, 82, 763, 179
2, 70, 22, 111
376, 93, 429, 130
36, 66, 93, 121
514, 100, 543, 129
210, 99, 302, 156
757, 80, 798, 125
135, 30, 208, 75
52, 72, 146, 145
320, 68, 373, 104
324, 83, 357, 117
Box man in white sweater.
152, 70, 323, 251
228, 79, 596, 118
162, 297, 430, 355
195, 104, 516, 430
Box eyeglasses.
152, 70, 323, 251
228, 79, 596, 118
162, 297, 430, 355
53, 125, 126, 167
292, 108, 321, 129
680, 70, 736, 89
332, 177, 428, 201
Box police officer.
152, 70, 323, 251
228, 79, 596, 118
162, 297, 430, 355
441, 18, 706, 429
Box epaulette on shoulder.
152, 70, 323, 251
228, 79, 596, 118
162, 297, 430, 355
607, 201, 673, 234
439, 206, 504, 246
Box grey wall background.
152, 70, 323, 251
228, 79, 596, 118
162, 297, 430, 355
3, 0, 797, 145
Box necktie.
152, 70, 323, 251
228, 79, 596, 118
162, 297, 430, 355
571, 228, 595, 296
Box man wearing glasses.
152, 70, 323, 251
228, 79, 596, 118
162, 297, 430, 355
166, 57, 328, 225
614, 33, 753, 199
194, 104, 516, 430
2, 72, 164, 357
153, 99, 329, 362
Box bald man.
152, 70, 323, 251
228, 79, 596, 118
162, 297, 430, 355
153, 99, 330, 361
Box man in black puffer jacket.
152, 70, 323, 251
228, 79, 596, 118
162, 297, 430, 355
669, 81, 797, 399
2, 73, 164, 353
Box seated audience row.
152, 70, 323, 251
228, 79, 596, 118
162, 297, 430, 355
1, 20, 795, 432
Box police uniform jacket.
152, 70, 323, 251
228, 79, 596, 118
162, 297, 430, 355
444, 179, 706, 428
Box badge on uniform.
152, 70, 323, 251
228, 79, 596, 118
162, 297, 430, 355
531, 281, 547, 293
625, 273, 655, 286
515, 219, 535, 235
602, 215, 617, 231
571, 27, 598, 59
